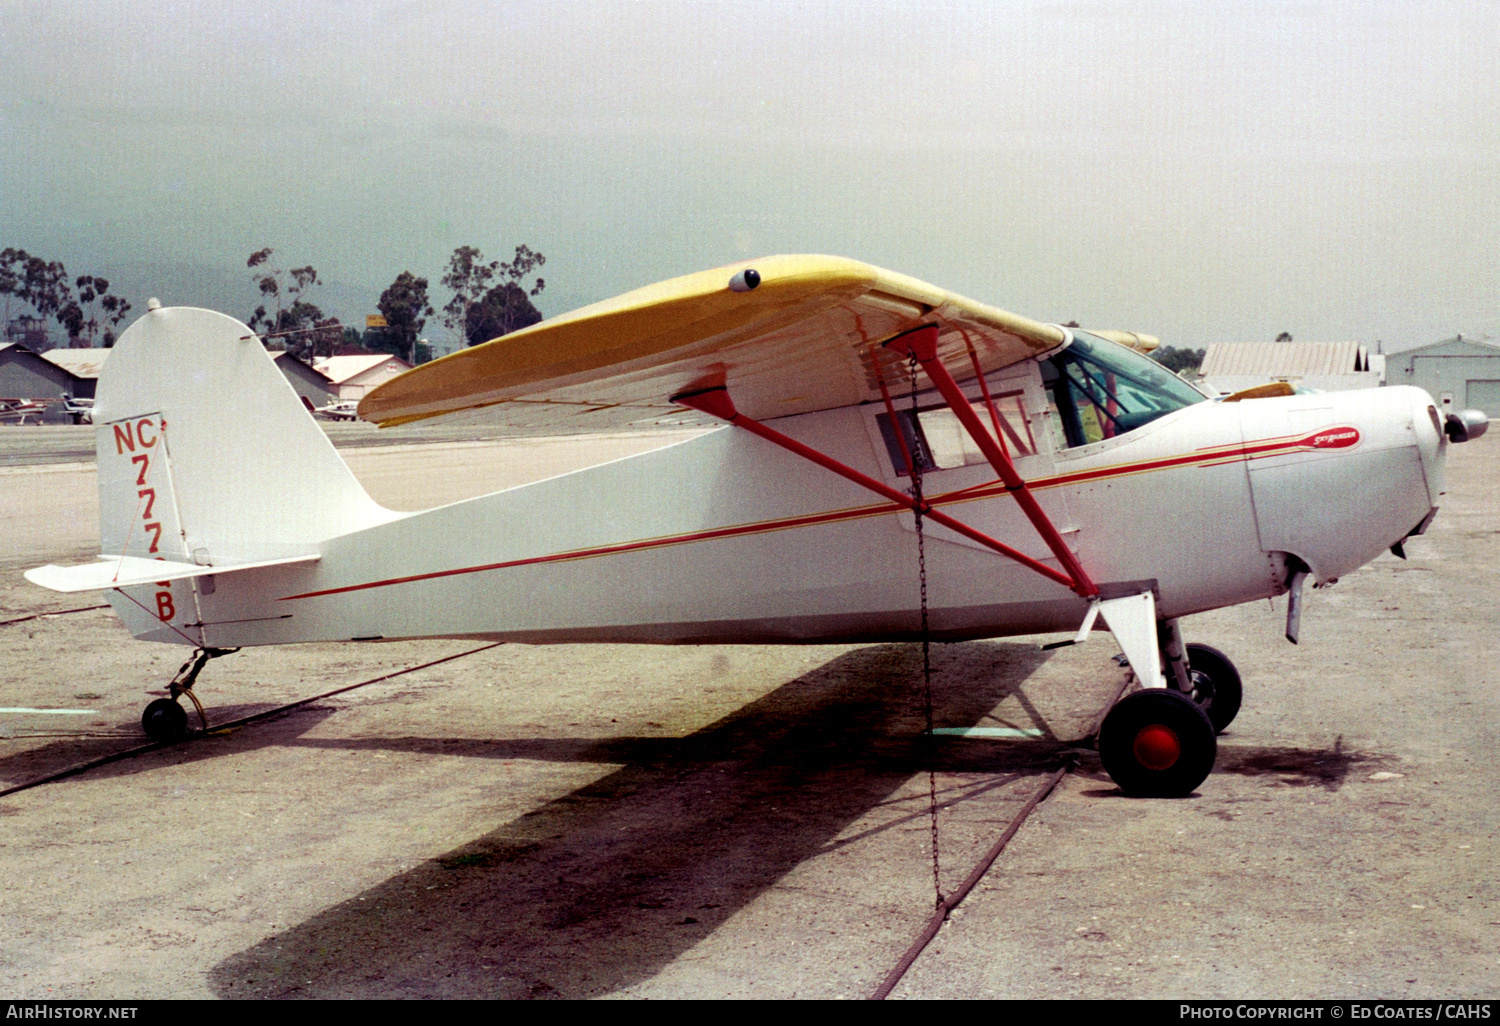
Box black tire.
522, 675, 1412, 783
1098, 688, 1216, 798
1184, 642, 1242, 735
142, 698, 188, 744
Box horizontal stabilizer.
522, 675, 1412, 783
24, 554, 319, 594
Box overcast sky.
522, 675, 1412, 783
1, 0, 1495, 348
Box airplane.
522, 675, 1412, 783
311, 399, 361, 421
0, 397, 52, 425
63, 396, 95, 425
23, 256, 1489, 797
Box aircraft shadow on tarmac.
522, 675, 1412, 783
195, 641, 1075, 998
1210, 736, 1385, 791
1071, 736, 1382, 797
0, 637, 1386, 999
0, 703, 341, 786
192, 640, 1386, 999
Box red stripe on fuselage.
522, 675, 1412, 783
278, 426, 1356, 602
279, 499, 910, 601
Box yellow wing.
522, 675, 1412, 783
358, 254, 1068, 430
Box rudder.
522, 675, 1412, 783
93, 306, 401, 642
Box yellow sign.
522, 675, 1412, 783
366, 314, 387, 329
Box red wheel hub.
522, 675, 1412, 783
1132, 724, 1181, 771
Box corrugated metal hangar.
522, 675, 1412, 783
41, 347, 336, 409
1198, 341, 1384, 396
0, 344, 85, 423
39, 349, 108, 399
269, 352, 336, 407
1386, 336, 1500, 416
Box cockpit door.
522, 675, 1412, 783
861, 359, 1078, 560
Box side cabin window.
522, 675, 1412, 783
877, 391, 1036, 477
1041, 330, 1207, 449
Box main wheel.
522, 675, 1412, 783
1098, 689, 1216, 797
1184, 642, 1242, 734
141, 698, 188, 744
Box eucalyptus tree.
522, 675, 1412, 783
0, 248, 76, 348
377, 271, 434, 365
74, 276, 132, 347
247, 248, 327, 348
440, 245, 498, 351
459, 244, 547, 346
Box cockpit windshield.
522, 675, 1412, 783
1041, 330, 1207, 449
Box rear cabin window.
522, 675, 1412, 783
877, 391, 1036, 477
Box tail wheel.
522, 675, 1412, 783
1184, 642, 1242, 735
1099, 689, 1216, 798
142, 698, 188, 744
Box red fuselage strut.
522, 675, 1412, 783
672, 381, 1084, 594
883, 324, 1098, 598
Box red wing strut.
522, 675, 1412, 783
884, 324, 1097, 597
671, 384, 1085, 594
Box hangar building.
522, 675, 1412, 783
1385, 336, 1500, 416
1199, 341, 1384, 396
42, 348, 336, 408
269, 352, 337, 407
1, 344, 86, 423
40, 349, 108, 399
313, 354, 412, 400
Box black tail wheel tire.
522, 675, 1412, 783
142, 698, 188, 744
1099, 688, 1217, 798
1184, 642, 1243, 735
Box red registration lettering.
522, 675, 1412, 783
143, 522, 163, 554
136, 418, 158, 447
131, 454, 150, 486
155, 591, 175, 621
113, 423, 135, 454
138, 488, 156, 520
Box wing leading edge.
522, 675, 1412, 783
357, 255, 1068, 432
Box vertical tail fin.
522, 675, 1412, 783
92, 307, 401, 643
97, 306, 399, 562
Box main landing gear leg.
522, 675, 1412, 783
1159, 616, 1243, 735
1095, 594, 1217, 797
140, 647, 239, 744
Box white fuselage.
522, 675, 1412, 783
110, 355, 1445, 649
